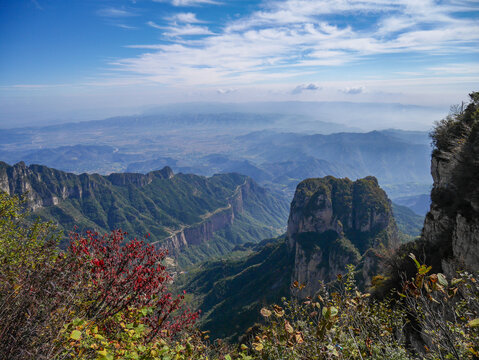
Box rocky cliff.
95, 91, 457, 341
182, 175, 401, 339
0, 162, 174, 210
158, 177, 261, 255
287, 176, 399, 296
0, 162, 289, 264
421, 92, 479, 273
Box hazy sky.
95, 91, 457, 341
0, 0, 478, 126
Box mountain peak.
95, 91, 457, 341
153, 166, 174, 179
287, 176, 398, 296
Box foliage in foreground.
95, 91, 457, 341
243, 260, 479, 360
1, 189, 478, 360
247, 266, 411, 360
0, 192, 199, 360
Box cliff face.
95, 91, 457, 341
0, 162, 289, 264
0, 162, 174, 210
422, 93, 479, 272
287, 176, 398, 296
164, 208, 235, 254
160, 177, 259, 255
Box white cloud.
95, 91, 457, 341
217, 88, 237, 94
115, 24, 137, 30
168, 12, 205, 23
428, 63, 479, 75
292, 83, 321, 94
148, 21, 214, 36
341, 86, 366, 95
164, 24, 214, 36
147, 21, 163, 29
172, 0, 220, 5
111, 0, 479, 88
154, 0, 221, 6
97, 8, 137, 17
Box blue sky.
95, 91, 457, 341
0, 0, 478, 126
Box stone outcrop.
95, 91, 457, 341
421, 94, 479, 272
0, 161, 88, 210
287, 176, 399, 296
163, 207, 235, 255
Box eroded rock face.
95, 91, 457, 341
422, 136, 479, 271
163, 177, 266, 255
0, 161, 266, 257
0, 162, 177, 209
287, 176, 398, 296
164, 207, 235, 255
452, 214, 479, 270
0, 161, 88, 210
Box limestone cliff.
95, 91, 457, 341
0, 162, 289, 264
287, 176, 399, 296
421, 92, 479, 272
0, 161, 174, 210
158, 177, 261, 255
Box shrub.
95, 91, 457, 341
243, 266, 411, 359
430, 91, 479, 153
0, 191, 199, 359
402, 254, 479, 359
239, 261, 479, 360
0, 192, 65, 359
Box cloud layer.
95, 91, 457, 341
114, 0, 478, 90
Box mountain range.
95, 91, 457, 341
0, 161, 289, 267
1, 113, 433, 206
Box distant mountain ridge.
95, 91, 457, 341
394, 194, 431, 216
0, 113, 433, 202
0, 161, 289, 266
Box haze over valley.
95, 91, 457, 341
1, 105, 433, 207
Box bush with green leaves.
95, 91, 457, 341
430, 91, 479, 154
242, 265, 411, 360
0, 192, 66, 359
402, 254, 479, 359
0, 191, 200, 360
237, 260, 479, 360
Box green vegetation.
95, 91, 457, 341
0, 162, 289, 265
0, 191, 205, 360
430, 92, 479, 220
177, 237, 294, 341
392, 202, 424, 241
176, 174, 399, 342
1, 190, 478, 360
294, 231, 361, 264
431, 92, 479, 153
2, 93, 479, 359
292, 175, 398, 257
242, 262, 478, 360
